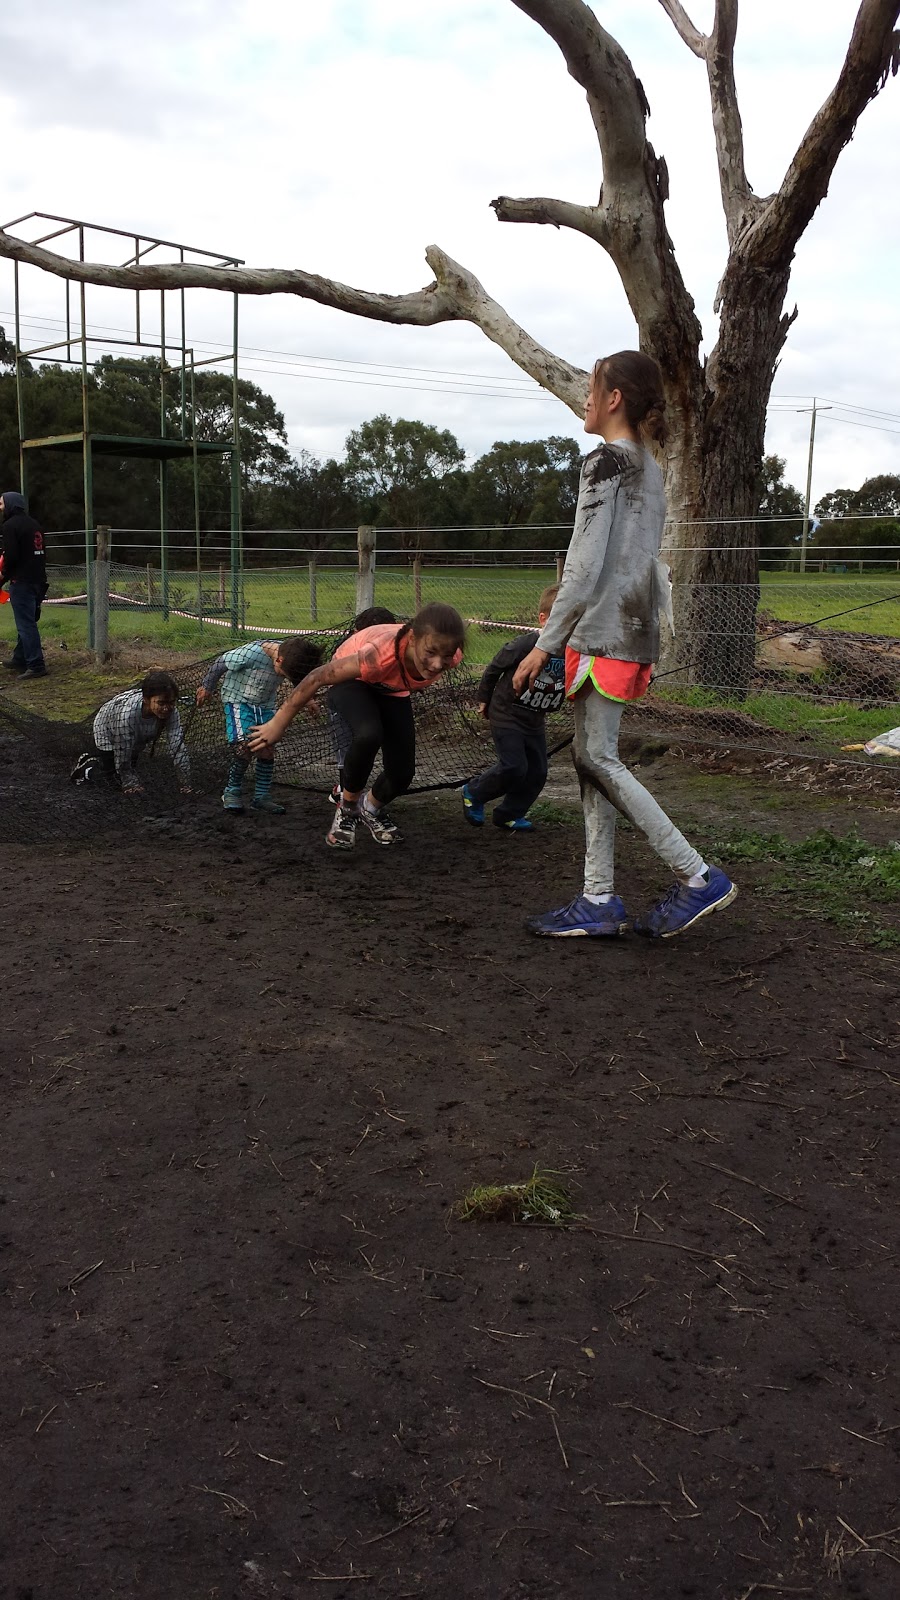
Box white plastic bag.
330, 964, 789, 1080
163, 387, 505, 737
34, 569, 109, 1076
864, 726, 900, 757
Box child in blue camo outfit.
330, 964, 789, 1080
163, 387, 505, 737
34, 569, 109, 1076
197, 636, 321, 813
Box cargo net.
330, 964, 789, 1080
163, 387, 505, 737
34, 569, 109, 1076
0, 632, 576, 844
4, 594, 900, 846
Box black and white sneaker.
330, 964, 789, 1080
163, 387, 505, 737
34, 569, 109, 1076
359, 799, 402, 846
329, 782, 341, 806
70, 751, 100, 785
326, 805, 358, 850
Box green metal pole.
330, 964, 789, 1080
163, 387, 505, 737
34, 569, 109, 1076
160, 460, 170, 622
191, 359, 202, 633
230, 291, 242, 635
14, 264, 28, 506
84, 437, 94, 649
79, 233, 95, 649
159, 291, 169, 620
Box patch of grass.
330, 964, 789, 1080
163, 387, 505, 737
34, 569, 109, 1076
654, 684, 900, 746
453, 1167, 576, 1226
706, 825, 900, 945
528, 798, 582, 826
759, 571, 900, 637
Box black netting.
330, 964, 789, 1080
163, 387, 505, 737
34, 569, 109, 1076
0, 633, 576, 843
3, 609, 899, 848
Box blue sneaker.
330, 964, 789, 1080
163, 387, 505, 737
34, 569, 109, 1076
633, 866, 737, 939
462, 783, 485, 826
527, 894, 629, 938
222, 786, 245, 813
494, 815, 534, 832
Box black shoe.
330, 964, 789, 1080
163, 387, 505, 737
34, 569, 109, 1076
70, 752, 101, 785
18, 668, 48, 679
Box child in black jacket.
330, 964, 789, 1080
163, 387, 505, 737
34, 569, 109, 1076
463, 584, 563, 831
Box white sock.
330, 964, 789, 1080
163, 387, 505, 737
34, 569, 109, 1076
362, 792, 379, 816
687, 861, 710, 889
584, 892, 615, 905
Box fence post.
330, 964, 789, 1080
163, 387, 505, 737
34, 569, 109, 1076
357, 524, 375, 614
146, 563, 153, 604
555, 551, 565, 584
93, 525, 111, 665
218, 564, 226, 609
413, 553, 423, 611
309, 555, 318, 623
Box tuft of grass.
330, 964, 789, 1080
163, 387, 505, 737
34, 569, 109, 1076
528, 799, 582, 826
453, 1167, 576, 1226
706, 825, 900, 946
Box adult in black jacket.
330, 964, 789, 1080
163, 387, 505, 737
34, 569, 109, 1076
1, 490, 48, 678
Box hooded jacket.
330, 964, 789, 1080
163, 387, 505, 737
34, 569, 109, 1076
1, 492, 48, 590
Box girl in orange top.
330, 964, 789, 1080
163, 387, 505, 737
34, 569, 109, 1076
249, 602, 465, 849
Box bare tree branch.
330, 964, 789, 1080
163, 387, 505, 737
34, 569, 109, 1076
513, 0, 650, 197
0, 225, 459, 324
707, 1, 767, 242
425, 247, 589, 411
657, 0, 707, 58
747, 0, 900, 264
660, 1, 763, 243
0, 226, 589, 414
490, 193, 610, 246
508, 0, 704, 380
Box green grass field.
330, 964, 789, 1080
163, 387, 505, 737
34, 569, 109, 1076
14, 562, 900, 667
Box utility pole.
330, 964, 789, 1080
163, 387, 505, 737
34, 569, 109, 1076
797, 399, 832, 573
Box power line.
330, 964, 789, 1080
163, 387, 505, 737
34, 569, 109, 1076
772, 393, 900, 424
7, 308, 900, 424
1, 308, 547, 394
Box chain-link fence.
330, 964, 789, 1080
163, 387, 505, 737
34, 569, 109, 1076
17, 534, 900, 772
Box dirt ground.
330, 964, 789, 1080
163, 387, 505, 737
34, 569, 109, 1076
3, 751, 899, 1600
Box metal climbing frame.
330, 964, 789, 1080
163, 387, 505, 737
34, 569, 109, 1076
3, 211, 244, 642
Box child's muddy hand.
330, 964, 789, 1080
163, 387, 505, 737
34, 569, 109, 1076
513, 648, 549, 694
195, 686, 212, 706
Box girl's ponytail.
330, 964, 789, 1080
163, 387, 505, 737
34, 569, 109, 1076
593, 351, 668, 447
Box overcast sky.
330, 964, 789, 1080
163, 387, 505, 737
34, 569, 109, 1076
2, 0, 898, 511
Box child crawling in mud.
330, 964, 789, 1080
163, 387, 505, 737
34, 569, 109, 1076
69, 670, 192, 796
514, 350, 737, 940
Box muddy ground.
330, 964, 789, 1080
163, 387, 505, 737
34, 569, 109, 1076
2, 750, 899, 1600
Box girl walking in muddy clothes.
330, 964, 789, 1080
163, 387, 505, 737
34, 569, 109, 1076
514, 350, 736, 939
248, 603, 464, 850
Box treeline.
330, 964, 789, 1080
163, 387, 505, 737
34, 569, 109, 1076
0, 344, 580, 551
1, 342, 896, 553
813, 475, 900, 551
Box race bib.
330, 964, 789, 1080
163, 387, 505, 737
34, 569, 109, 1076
518, 654, 565, 713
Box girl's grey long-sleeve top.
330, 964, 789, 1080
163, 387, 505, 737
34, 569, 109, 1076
536, 439, 668, 664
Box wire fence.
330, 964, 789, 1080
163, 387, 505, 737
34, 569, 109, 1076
13, 538, 900, 773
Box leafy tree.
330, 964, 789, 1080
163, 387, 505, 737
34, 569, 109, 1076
247, 451, 358, 544
0, 353, 298, 549
755, 454, 804, 551
815, 473, 900, 552
466, 436, 581, 542
344, 414, 466, 549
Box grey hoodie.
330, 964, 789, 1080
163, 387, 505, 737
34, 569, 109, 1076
536, 440, 668, 664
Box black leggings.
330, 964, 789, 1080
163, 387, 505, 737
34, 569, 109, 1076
328, 681, 416, 806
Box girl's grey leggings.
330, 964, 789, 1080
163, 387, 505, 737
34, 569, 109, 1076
573, 691, 704, 896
